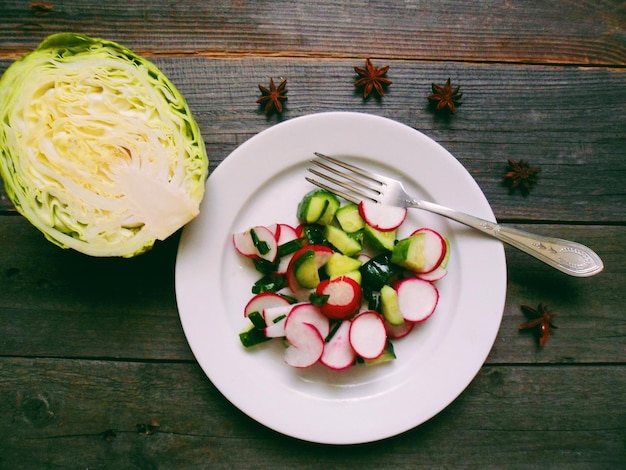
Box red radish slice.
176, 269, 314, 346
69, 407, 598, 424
284, 322, 324, 368
396, 278, 439, 323
265, 314, 287, 338
244, 292, 290, 317
267, 223, 281, 240
315, 276, 362, 320
233, 225, 278, 262
263, 303, 294, 324
358, 200, 407, 232
384, 318, 415, 339
275, 224, 301, 274
321, 321, 356, 370
276, 223, 299, 245
285, 303, 330, 339
232, 231, 257, 257
417, 266, 448, 282
409, 228, 447, 273
276, 253, 294, 275
349, 311, 387, 360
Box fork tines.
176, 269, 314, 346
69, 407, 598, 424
306, 153, 383, 204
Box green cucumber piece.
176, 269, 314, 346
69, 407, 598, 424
341, 270, 361, 285
297, 189, 340, 225
391, 233, 426, 271
247, 311, 267, 329
360, 253, 403, 291
325, 252, 363, 278
335, 203, 365, 233
239, 324, 272, 348
380, 285, 404, 326
292, 249, 321, 288
363, 225, 397, 252
324, 225, 362, 256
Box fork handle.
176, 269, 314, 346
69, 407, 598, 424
411, 200, 604, 277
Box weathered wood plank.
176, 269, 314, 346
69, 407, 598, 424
1, 0, 625, 65
1, 216, 623, 364
1, 358, 624, 467
1, 58, 624, 220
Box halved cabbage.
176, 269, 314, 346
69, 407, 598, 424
0, 33, 208, 257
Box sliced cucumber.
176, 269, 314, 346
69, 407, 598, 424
297, 189, 340, 225
380, 285, 404, 326
239, 324, 272, 348
360, 253, 404, 291
325, 252, 363, 278
341, 270, 362, 285
292, 250, 321, 288
335, 203, 365, 233
324, 225, 362, 257
390, 232, 426, 271
363, 224, 397, 252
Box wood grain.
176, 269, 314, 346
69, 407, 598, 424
1, 0, 625, 65
1, 358, 624, 467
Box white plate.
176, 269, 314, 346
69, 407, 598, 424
175, 112, 506, 444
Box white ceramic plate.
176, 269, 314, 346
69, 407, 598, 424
175, 112, 506, 444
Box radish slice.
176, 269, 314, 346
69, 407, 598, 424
275, 224, 301, 274
410, 228, 447, 273
384, 318, 415, 339
265, 314, 287, 338
316, 276, 362, 320
284, 322, 324, 368
285, 303, 330, 339
244, 292, 290, 317
321, 321, 356, 370
267, 223, 281, 241
417, 266, 447, 282
276, 223, 299, 245
263, 303, 294, 324
233, 225, 278, 262
349, 311, 387, 360
359, 200, 407, 232
396, 278, 439, 323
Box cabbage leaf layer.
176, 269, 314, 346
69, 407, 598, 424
0, 33, 209, 257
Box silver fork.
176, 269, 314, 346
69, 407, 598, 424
307, 152, 603, 277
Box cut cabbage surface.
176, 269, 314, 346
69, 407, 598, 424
0, 33, 208, 257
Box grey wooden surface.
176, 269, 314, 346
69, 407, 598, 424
0, 1, 624, 467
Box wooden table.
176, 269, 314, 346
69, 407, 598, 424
1, 1, 624, 467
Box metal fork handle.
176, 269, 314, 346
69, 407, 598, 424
411, 199, 604, 277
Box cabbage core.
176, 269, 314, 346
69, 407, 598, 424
0, 33, 208, 257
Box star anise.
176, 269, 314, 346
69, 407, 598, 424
256, 78, 288, 115
503, 159, 541, 195
428, 78, 462, 113
354, 58, 392, 98
518, 303, 558, 347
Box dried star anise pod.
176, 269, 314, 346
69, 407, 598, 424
256, 78, 288, 115
518, 303, 558, 347
354, 58, 392, 98
428, 78, 462, 113
503, 159, 541, 195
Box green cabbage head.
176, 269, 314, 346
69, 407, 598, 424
0, 33, 208, 257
